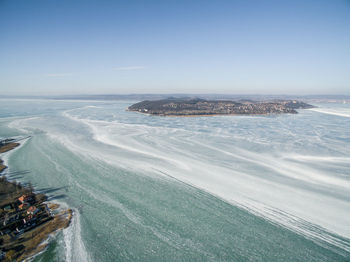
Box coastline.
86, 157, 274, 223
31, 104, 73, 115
127, 99, 314, 117
0, 138, 72, 261
0, 143, 19, 173
127, 110, 295, 117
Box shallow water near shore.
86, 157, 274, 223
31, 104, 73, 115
0, 99, 350, 261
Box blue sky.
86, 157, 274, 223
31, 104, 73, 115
1, 0, 349, 95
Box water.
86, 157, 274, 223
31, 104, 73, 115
0, 98, 349, 261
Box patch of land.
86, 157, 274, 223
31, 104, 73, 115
0, 160, 6, 174
128, 98, 315, 116
0, 141, 19, 173
0, 142, 19, 154
0, 138, 72, 261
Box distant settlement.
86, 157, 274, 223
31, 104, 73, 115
128, 98, 315, 116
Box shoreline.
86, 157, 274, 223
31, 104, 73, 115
0, 142, 19, 173
0, 138, 72, 261
127, 110, 296, 117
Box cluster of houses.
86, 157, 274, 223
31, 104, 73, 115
129, 99, 314, 116
0, 194, 50, 238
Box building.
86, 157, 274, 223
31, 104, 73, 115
27, 206, 39, 215
18, 194, 33, 204
18, 203, 29, 210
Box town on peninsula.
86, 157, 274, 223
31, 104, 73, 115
128, 98, 315, 116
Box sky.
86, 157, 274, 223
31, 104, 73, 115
0, 0, 349, 96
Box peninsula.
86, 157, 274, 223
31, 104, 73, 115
0, 138, 72, 261
128, 98, 315, 116
0, 139, 19, 173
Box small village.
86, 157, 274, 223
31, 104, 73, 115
0, 186, 52, 261
0, 138, 72, 261
128, 98, 315, 116
1, 192, 51, 238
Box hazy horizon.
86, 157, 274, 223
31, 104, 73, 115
2, 93, 350, 100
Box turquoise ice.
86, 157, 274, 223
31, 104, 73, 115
0, 99, 349, 261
